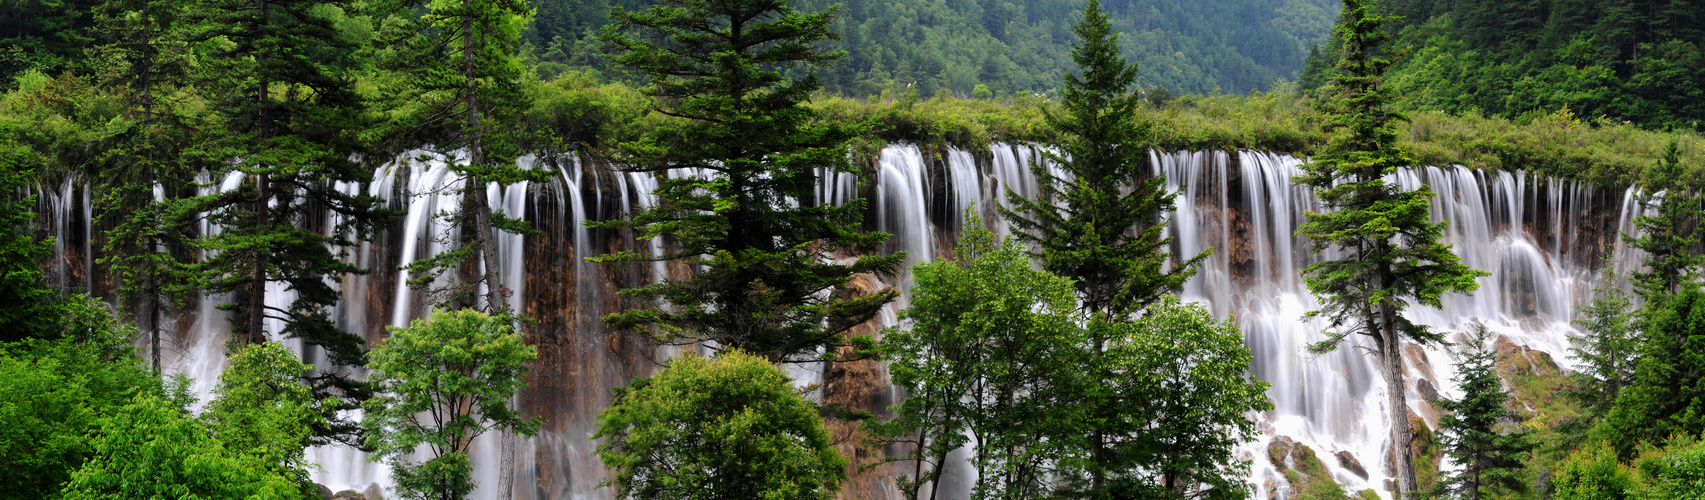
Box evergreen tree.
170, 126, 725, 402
88, 0, 200, 374
1567, 262, 1639, 420
1601, 284, 1705, 455
592, 0, 903, 362
1294, 0, 1486, 495
182, 0, 391, 445
1435, 326, 1536, 500
373, 0, 546, 313
1625, 138, 1702, 307
1000, 0, 1208, 321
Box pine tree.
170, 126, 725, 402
1567, 261, 1639, 420
1602, 284, 1705, 455
1294, 0, 1487, 495
1624, 138, 1701, 307
88, 0, 200, 374
1435, 326, 1536, 500
593, 0, 903, 362
182, 0, 391, 445
373, 0, 545, 313
1000, 0, 1207, 322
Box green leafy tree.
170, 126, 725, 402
362, 309, 539, 500
60, 395, 307, 500
181, 0, 392, 445
1053, 297, 1272, 498
0, 135, 62, 342
1624, 138, 1702, 306
1000, 0, 1207, 321
870, 224, 1082, 499
202, 341, 322, 485
373, 0, 546, 312
593, 350, 848, 499
0, 333, 157, 499
592, 0, 903, 362
1293, 0, 1487, 495
1434, 326, 1535, 500
1567, 262, 1639, 421
873, 221, 1268, 498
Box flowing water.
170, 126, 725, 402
37, 144, 1631, 499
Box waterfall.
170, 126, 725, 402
38, 144, 1628, 499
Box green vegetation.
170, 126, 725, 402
1000, 0, 1206, 319
362, 309, 539, 500
60, 395, 308, 499
1293, 0, 1486, 494
1302, 0, 1705, 132
202, 342, 322, 484
593, 350, 847, 499
872, 222, 1268, 498
1435, 327, 1537, 500
588, 0, 903, 363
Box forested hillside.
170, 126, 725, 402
3, 0, 1339, 97
1302, 0, 1705, 131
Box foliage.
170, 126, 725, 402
363, 309, 539, 500
592, 350, 847, 499
1293, 0, 1486, 494
60, 395, 307, 500
1552, 441, 1633, 500
1568, 264, 1640, 421
1553, 436, 1705, 500
1600, 284, 1705, 456
202, 341, 322, 484
1301, 0, 1705, 132
872, 222, 1268, 498
1000, 0, 1208, 320
590, 0, 903, 362
0, 336, 157, 499
869, 224, 1082, 498
182, 0, 392, 445
1434, 326, 1536, 499
372, 0, 548, 312
1624, 139, 1703, 306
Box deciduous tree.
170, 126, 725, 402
593, 350, 847, 499
362, 309, 538, 500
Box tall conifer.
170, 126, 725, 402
373, 0, 545, 314
594, 0, 902, 362
89, 0, 200, 374
1436, 326, 1536, 500
182, 0, 390, 445
1625, 138, 1702, 307
1001, 0, 1206, 322
1295, 0, 1486, 495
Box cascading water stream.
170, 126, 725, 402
40, 143, 1630, 499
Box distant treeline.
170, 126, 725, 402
1303, 0, 1705, 131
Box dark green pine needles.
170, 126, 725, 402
1435, 326, 1536, 500
1001, 0, 1206, 322
1294, 0, 1486, 495
182, 0, 393, 445
592, 0, 903, 363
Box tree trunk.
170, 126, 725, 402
1381, 300, 1417, 496
460, 7, 516, 499
247, 0, 271, 346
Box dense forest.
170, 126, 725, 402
1302, 0, 1705, 131
10, 0, 1705, 498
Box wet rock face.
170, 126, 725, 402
1336, 450, 1369, 480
